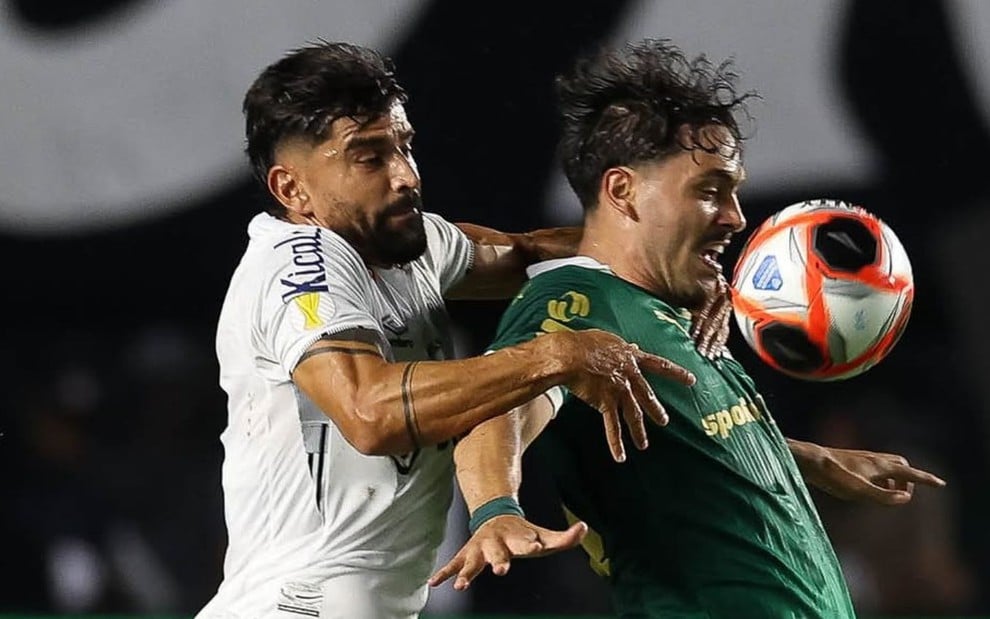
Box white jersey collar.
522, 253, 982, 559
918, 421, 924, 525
525, 255, 614, 279
247, 212, 335, 241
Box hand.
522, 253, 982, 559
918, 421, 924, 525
692, 273, 732, 359
428, 515, 588, 591
797, 443, 946, 505
553, 329, 696, 462
520, 226, 583, 262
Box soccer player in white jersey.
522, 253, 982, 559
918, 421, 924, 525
197, 41, 699, 619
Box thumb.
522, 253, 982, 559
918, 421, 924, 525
833, 466, 912, 505
539, 521, 589, 553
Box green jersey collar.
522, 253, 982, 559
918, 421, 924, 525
526, 256, 694, 322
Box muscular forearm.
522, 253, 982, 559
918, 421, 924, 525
519, 226, 583, 262
454, 411, 524, 510
454, 395, 554, 510
295, 326, 664, 460
448, 224, 582, 299
340, 337, 568, 455
456, 224, 582, 263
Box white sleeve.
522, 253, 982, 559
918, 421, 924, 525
258, 228, 383, 378
542, 386, 565, 419
421, 212, 475, 294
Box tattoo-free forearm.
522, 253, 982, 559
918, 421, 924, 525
447, 224, 582, 300
786, 438, 828, 483
455, 395, 554, 511
455, 410, 524, 510
519, 226, 583, 262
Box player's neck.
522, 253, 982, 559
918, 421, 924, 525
577, 230, 666, 297
281, 211, 396, 269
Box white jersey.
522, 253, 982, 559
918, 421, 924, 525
199, 212, 474, 619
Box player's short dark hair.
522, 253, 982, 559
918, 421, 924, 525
556, 39, 755, 211
243, 41, 408, 215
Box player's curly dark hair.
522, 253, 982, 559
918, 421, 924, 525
243, 41, 407, 215
556, 39, 755, 211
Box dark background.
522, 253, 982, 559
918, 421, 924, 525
2, 0, 989, 615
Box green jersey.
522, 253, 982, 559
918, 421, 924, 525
489, 258, 855, 619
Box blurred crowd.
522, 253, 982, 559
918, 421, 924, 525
2, 325, 227, 613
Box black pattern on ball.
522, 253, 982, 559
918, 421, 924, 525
812, 217, 877, 272
758, 322, 825, 374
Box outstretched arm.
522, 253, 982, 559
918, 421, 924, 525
787, 438, 946, 505
445, 223, 582, 300
430, 395, 586, 590
292, 329, 689, 458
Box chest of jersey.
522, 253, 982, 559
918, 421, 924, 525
624, 298, 793, 477
367, 264, 454, 363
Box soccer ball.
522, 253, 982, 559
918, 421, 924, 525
731, 199, 914, 381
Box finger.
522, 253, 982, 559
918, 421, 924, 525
503, 531, 545, 557
865, 485, 912, 505
694, 321, 711, 356
691, 305, 711, 339
828, 461, 912, 505
887, 465, 946, 488
619, 382, 649, 450
537, 521, 588, 554
600, 404, 626, 463
627, 368, 667, 427
884, 490, 913, 505
634, 351, 696, 386
715, 292, 733, 329
847, 474, 912, 505
429, 555, 464, 587
454, 551, 487, 590
703, 296, 732, 358
716, 320, 731, 354
693, 299, 719, 343
692, 288, 719, 339
698, 311, 720, 357
697, 276, 730, 347
482, 538, 513, 576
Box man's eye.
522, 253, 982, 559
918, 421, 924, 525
357, 155, 383, 165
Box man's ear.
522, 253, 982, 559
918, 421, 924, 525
267, 164, 311, 215
601, 166, 639, 222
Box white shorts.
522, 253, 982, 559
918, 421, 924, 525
276, 572, 427, 619
200, 569, 429, 619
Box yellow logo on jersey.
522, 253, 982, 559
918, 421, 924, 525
541, 291, 590, 333
294, 292, 324, 329
547, 291, 590, 322
701, 397, 763, 439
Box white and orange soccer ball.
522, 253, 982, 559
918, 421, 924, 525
731, 199, 914, 381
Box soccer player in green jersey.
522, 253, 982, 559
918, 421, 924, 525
430, 39, 946, 618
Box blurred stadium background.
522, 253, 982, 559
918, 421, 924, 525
2, 0, 989, 616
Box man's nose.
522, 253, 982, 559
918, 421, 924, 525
390, 152, 420, 193
720, 195, 746, 232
